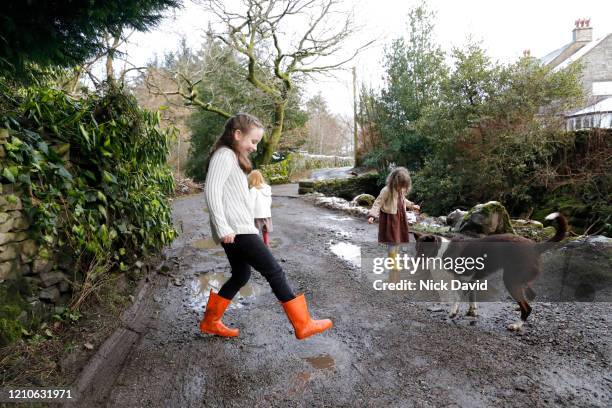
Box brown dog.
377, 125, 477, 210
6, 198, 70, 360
414, 212, 567, 331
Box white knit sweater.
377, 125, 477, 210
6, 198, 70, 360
250, 184, 272, 218
205, 147, 258, 243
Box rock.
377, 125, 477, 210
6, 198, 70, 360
0, 196, 23, 211
298, 180, 315, 188
457, 201, 515, 235
84, 342, 94, 350
447, 209, 467, 229
39, 286, 60, 303
0, 242, 19, 262
351, 194, 375, 209
11, 215, 30, 231
20, 239, 38, 263
586, 235, 612, 245
24, 276, 42, 288
40, 271, 66, 287
59, 281, 70, 293
0, 260, 17, 281
0, 231, 28, 245
298, 186, 314, 195
0, 213, 13, 232
33, 258, 53, 274
512, 219, 543, 229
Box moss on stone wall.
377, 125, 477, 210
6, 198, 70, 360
299, 173, 380, 201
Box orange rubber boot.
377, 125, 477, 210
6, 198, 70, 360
199, 290, 239, 337
282, 294, 333, 340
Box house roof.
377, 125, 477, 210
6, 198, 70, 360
566, 96, 612, 116
540, 43, 572, 66
552, 34, 611, 72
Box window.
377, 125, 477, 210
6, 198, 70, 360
592, 81, 612, 96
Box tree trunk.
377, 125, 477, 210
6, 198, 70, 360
261, 101, 287, 164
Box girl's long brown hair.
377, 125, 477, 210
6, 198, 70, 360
209, 113, 264, 174
383, 167, 412, 208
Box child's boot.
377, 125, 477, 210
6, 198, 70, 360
199, 290, 239, 337
282, 294, 333, 340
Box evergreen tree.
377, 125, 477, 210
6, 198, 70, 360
0, 0, 180, 79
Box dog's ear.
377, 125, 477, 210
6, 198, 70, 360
413, 232, 424, 241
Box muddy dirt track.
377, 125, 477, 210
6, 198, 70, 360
71, 189, 611, 407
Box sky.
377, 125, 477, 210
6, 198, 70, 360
122, 0, 612, 116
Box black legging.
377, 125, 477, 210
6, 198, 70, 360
218, 234, 295, 302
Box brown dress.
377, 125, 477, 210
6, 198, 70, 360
378, 195, 410, 244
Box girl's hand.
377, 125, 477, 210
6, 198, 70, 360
368, 217, 375, 224
221, 233, 236, 244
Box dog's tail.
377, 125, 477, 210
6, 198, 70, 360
544, 212, 568, 242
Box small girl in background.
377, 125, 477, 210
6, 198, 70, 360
248, 170, 273, 247
367, 167, 420, 279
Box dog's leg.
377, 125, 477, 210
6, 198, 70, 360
466, 290, 478, 317
525, 285, 536, 301
449, 302, 460, 318
508, 300, 532, 331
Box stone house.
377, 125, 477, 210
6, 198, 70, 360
541, 19, 612, 130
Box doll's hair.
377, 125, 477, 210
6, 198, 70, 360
247, 170, 266, 188
209, 113, 264, 173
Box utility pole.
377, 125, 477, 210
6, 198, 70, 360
352, 66, 358, 166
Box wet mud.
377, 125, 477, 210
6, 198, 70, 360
71, 191, 611, 407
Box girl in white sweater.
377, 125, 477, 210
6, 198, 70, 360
247, 170, 273, 247
200, 113, 332, 340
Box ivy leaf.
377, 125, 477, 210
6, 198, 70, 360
57, 166, 73, 181
98, 205, 107, 220
102, 170, 117, 184
79, 124, 90, 145
37, 141, 49, 155
2, 167, 15, 183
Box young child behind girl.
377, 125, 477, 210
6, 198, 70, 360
367, 167, 420, 280
247, 170, 273, 247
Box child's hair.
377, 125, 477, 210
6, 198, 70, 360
247, 170, 266, 188
383, 167, 412, 208
209, 113, 264, 173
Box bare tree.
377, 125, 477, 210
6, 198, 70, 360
196, 0, 372, 164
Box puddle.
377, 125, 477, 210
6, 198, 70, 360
303, 353, 335, 370
329, 242, 361, 268
189, 272, 267, 311
323, 215, 353, 222
332, 228, 351, 238
203, 208, 209, 213
212, 250, 226, 257
288, 371, 311, 396
269, 238, 282, 248
271, 203, 283, 208
191, 238, 219, 249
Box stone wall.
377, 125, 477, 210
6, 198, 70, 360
580, 34, 612, 102
298, 173, 380, 201
0, 129, 69, 343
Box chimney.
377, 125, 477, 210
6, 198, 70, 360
572, 18, 592, 43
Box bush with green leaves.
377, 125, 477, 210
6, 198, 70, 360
1, 82, 176, 287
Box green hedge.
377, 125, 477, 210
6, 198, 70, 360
0, 83, 177, 342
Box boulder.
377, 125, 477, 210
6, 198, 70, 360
447, 209, 467, 230
39, 286, 60, 303
40, 271, 67, 287
351, 194, 375, 208
457, 201, 515, 235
